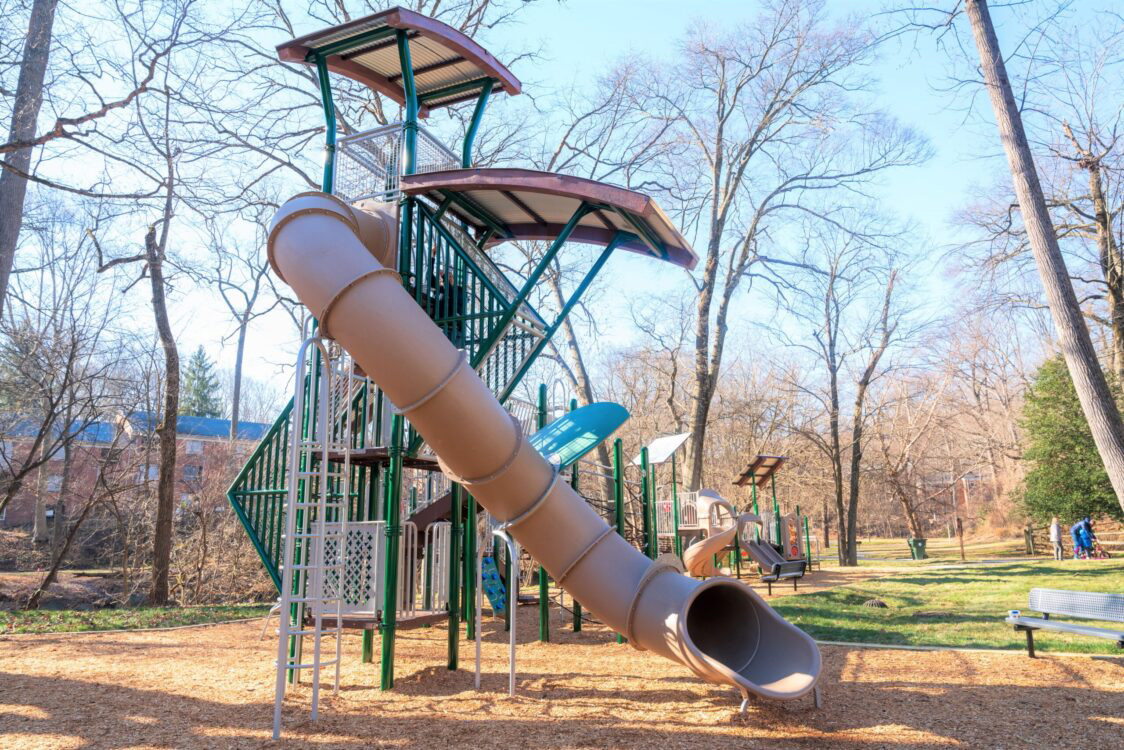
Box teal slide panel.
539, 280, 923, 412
481, 555, 507, 614
528, 402, 629, 469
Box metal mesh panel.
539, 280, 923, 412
335, 123, 458, 203
1028, 588, 1124, 622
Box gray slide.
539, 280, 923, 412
267, 192, 822, 703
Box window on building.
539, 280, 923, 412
183, 465, 203, 482
0, 439, 13, 459
137, 464, 159, 483
185, 439, 204, 455
46, 475, 62, 492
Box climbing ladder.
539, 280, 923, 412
273, 338, 353, 737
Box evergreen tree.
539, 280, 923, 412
1021, 356, 1124, 522
179, 346, 223, 418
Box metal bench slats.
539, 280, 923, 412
1028, 588, 1124, 623
1006, 616, 1124, 642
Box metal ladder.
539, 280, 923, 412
273, 336, 354, 739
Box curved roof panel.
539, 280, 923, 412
399, 168, 697, 270
277, 7, 521, 116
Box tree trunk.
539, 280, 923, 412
966, 0, 1124, 515
548, 274, 614, 504
686, 242, 720, 490
148, 225, 180, 605
0, 0, 60, 318
32, 438, 50, 543
1086, 162, 1124, 382
230, 315, 247, 440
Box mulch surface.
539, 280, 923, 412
1, 596, 1121, 750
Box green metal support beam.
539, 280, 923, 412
447, 483, 462, 670
537, 383, 550, 643
496, 231, 619, 404
462, 82, 493, 168
315, 56, 337, 193
568, 397, 582, 632
612, 437, 625, 645
380, 414, 404, 690
395, 30, 418, 176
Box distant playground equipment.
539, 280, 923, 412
225, 8, 821, 737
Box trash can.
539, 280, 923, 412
907, 537, 928, 560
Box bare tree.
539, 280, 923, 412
619, 0, 928, 490
784, 220, 908, 565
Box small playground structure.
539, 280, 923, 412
225, 7, 821, 738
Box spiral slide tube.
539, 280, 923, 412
267, 192, 821, 703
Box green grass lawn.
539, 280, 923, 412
1, 603, 271, 635
846, 535, 1032, 565
773, 558, 1124, 654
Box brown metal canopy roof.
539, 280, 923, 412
399, 168, 698, 270
734, 455, 787, 487
276, 7, 521, 117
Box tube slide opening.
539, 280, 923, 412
684, 581, 762, 675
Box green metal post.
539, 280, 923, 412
362, 468, 379, 663
462, 82, 493, 168
804, 515, 813, 564
464, 493, 477, 640
380, 414, 404, 690
314, 56, 336, 193
568, 397, 582, 632
671, 451, 682, 559
471, 204, 591, 373
751, 482, 760, 543
447, 484, 462, 669
537, 383, 550, 643
496, 236, 618, 404
641, 446, 653, 559
612, 437, 625, 644
771, 474, 781, 545
503, 535, 512, 632
395, 30, 418, 176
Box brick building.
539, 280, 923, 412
0, 413, 269, 529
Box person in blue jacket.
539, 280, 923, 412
1070, 517, 1094, 558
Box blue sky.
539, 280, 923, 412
172, 0, 1059, 401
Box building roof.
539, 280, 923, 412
399, 168, 698, 269
0, 413, 271, 445
127, 413, 271, 442
276, 7, 521, 116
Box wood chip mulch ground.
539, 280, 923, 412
1, 597, 1121, 750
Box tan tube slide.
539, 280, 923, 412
682, 492, 759, 577
267, 192, 821, 702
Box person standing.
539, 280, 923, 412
1049, 516, 1063, 560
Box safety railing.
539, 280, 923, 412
333, 122, 459, 204
403, 203, 547, 404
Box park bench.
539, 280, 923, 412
760, 559, 807, 595
1005, 588, 1124, 657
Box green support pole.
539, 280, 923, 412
641, 446, 653, 559
568, 397, 582, 632
380, 414, 404, 690
771, 473, 781, 544
447, 483, 461, 670
671, 452, 682, 560
537, 384, 549, 643
361, 468, 380, 663
751, 482, 760, 543
473, 205, 592, 374
612, 437, 625, 644
395, 30, 418, 175
462, 82, 493, 168
804, 515, 813, 564
465, 493, 477, 640
503, 535, 512, 632
314, 56, 336, 193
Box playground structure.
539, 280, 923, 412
225, 8, 821, 737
